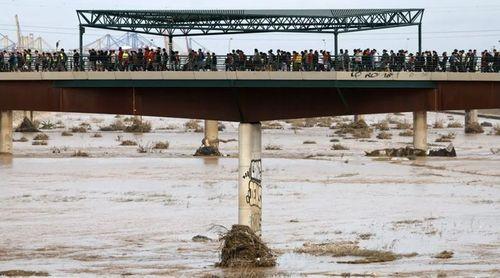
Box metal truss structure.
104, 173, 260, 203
76, 9, 424, 66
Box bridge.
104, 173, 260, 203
2, 9, 500, 237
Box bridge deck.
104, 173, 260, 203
0, 72, 499, 122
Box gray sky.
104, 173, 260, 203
1, 0, 499, 53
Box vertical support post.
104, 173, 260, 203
204, 120, 219, 149
168, 35, 173, 55
413, 111, 428, 151
238, 123, 262, 236
418, 24, 422, 54
79, 26, 85, 71
334, 32, 339, 60
464, 109, 483, 134
0, 110, 13, 155
29, 111, 34, 122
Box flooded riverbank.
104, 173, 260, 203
1, 112, 499, 276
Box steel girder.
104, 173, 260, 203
76, 9, 424, 37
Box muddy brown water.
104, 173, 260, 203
0, 112, 499, 276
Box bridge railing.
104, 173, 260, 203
1, 54, 499, 73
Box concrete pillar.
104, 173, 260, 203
238, 122, 262, 236
354, 114, 365, 122
203, 120, 219, 149
465, 109, 479, 126
0, 111, 13, 154
413, 111, 428, 151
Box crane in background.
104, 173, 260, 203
0, 15, 54, 51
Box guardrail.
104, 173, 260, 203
1, 54, 499, 73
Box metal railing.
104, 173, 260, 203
1, 54, 499, 73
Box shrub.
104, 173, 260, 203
125, 118, 152, 133
99, 120, 126, 131
153, 141, 170, 150
33, 133, 49, 141
447, 121, 463, 128
433, 120, 444, 129
61, 131, 73, 136
32, 141, 48, 146
72, 150, 89, 157
120, 140, 137, 146
377, 131, 392, 140
374, 120, 390, 131
265, 144, 282, 150
399, 130, 414, 137
332, 144, 349, 150
71, 126, 87, 133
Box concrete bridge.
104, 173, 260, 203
1, 71, 499, 235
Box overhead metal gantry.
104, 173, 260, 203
76, 9, 424, 64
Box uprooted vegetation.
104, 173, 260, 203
99, 119, 126, 131
435, 133, 455, 143
332, 144, 349, 151
399, 130, 414, 137
15, 117, 39, 132
295, 241, 416, 264
376, 131, 392, 140
265, 144, 282, 151
333, 120, 373, 139
433, 120, 445, 129
125, 118, 152, 133
33, 133, 49, 141
434, 250, 454, 259
217, 225, 276, 268
447, 121, 463, 128
120, 140, 137, 146
366, 147, 426, 158
72, 150, 89, 157
373, 120, 390, 131
465, 122, 484, 134
13, 137, 29, 143
184, 120, 203, 132
261, 121, 284, 130
0, 270, 49, 277
153, 141, 170, 150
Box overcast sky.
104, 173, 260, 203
1, 0, 499, 53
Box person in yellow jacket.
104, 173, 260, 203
121, 50, 130, 71
292, 51, 302, 71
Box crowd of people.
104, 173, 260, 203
1, 47, 499, 73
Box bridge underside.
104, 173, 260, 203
0, 80, 499, 122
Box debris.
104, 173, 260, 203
192, 235, 212, 242
447, 121, 463, 128
330, 138, 340, 143
13, 137, 29, 142
395, 121, 412, 130
184, 120, 203, 132
434, 250, 454, 259
99, 119, 125, 131
72, 150, 89, 157
125, 118, 152, 133
71, 126, 88, 133
0, 270, 49, 277
194, 146, 221, 157
91, 133, 103, 138
120, 140, 137, 146
265, 144, 282, 151
262, 121, 284, 130
398, 130, 413, 137
61, 131, 73, 136
153, 141, 170, 150
332, 144, 349, 151
15, 117, 39, 132
491, 148, 500, 155
376, 131, 392, 140
435, 133, 455, 143
433, 120, 444, 129
428, 144, 457, 157
303, 140, 317, 144
366, 147, 426, 157
217, 225, 275, 268
493, 125, 500, 136
295, 241, 400, 264
137, 144, 151, 153
465, 123, 484, 134
373, 120, 390, 131
289, 219, 299, 223
33, 133, 49, 141
480, 121, 493, 127
358, 233, 374, 240
32, 141, 48, 146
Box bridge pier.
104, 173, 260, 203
413, 111, 428, 151
238, 122, 262, 236
203, 120, 219, 150
464, 109, 483, 134
0, 110, 13, 155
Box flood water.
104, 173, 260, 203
1, 112, 499, 277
